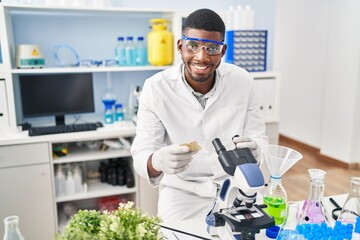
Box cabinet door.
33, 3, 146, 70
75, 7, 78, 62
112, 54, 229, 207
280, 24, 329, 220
0, 164, 56, 240
0, 79, 9, 127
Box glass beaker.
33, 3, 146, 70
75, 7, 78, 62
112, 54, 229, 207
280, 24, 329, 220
277, 202, 301, 240
338, 176, 360, 224
264, 176, 287, 225
3, 215, 24, 240
299, 169, 330, 225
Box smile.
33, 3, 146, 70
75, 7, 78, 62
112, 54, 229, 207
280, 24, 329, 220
192, 63, 210, 70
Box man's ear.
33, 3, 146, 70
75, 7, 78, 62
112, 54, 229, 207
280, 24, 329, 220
221, 44, 227, 58
177, 39, 183, 54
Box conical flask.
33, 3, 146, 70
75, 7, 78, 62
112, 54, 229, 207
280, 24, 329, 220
276, 202, 302, 240
262, 145, 303, 225
3, 216, 25, 240
101, 72, 117, 108
264, 176, 287, 225
299, 169, 330, 225
338, 176, 360, 224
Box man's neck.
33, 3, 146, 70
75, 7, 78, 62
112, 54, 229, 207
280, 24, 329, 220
186, 73, 216, 94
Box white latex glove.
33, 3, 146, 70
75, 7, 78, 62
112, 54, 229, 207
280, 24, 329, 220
151, 144, 195, 175
232, 136, 261, 164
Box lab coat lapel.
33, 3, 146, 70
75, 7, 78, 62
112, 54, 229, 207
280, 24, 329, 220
170, 62, 203, 108
204, 70, 224, 111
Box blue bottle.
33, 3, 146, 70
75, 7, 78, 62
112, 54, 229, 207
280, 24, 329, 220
104, 105, 114, 124
115, 36, 126, 66
115, 103, 124, 121
136, 36, 147, 66
125, 36, 136, 66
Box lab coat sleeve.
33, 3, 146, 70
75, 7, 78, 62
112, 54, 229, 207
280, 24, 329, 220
130, 79, 166, 187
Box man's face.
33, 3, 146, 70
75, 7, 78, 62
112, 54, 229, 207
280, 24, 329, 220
177, 29, 226, 83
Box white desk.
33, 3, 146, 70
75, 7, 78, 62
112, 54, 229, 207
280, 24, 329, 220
162, 194, 348, 240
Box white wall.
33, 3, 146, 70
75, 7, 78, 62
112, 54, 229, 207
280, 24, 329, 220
274, 0, 360, 164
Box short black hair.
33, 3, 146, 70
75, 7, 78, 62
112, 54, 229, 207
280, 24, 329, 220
182, 8, 226, 40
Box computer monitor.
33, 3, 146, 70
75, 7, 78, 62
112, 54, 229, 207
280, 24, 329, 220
19, 73, 95, 126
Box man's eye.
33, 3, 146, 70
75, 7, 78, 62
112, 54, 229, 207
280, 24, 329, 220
188, 41, 199, 50
207, 45, 220, 53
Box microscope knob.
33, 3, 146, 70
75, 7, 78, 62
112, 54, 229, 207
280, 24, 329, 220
206, 213, 225, 227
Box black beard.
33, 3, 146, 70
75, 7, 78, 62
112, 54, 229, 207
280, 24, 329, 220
185, 65, 214, 83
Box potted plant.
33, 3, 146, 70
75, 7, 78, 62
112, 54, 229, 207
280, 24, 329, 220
56, 201, 163, 240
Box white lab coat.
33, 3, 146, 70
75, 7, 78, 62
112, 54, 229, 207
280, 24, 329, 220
131, 61, 268, 223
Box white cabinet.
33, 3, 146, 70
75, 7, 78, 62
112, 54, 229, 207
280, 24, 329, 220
0, 143, 56, 240
0, 79, 9, 127
251, 72, 280, 144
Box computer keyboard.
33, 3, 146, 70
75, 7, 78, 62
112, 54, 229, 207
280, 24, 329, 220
28, 122, 103, 136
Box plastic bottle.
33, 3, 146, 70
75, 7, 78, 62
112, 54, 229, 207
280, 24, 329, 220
114, 103, 124, 121
225, 5, 235, 31
3, 216, 24, 240
117, 168, 126, 186
234, 5, 246, 30
104, 105, 114, 124
148, 18, 173, 66
115, 36, 126, 66
125, 36, 136, 66
225, 5, 235, 64
55, 165, 66, 196
133, 86, 141, 116
127, 85, 136, 120
244, 5, 255, 30
73, 164, 83, 193
65, 169, 75, 195
136, 36, 147, 66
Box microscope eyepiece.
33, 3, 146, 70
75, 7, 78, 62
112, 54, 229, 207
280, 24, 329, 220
212, 138, 226, 154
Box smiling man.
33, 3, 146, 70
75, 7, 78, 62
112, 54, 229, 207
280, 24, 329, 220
131, 9, 268, 223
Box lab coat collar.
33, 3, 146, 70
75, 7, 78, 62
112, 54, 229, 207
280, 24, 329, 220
171, 61, 225, 111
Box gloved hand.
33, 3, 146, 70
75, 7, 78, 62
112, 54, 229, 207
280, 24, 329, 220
232, 135, 261, 164
151, 144, 196, 174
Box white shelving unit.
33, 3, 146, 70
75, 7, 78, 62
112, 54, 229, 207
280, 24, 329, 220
0, 3, 183, 129
50, 133, 138, 231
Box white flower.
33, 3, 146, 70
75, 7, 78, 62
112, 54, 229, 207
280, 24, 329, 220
136, 223, 146, 237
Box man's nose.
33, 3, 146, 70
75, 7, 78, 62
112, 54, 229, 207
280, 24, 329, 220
194, 46, 209, 59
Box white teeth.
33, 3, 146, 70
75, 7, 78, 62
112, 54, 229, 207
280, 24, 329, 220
193, 65, 207, 70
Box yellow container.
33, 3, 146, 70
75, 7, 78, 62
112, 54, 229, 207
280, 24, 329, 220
148, 18, 173, 66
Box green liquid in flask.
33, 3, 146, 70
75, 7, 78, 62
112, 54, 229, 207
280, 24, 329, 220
264, 196, 287, 225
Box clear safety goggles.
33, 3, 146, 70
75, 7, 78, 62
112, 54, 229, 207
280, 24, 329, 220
181, 36, 224, 55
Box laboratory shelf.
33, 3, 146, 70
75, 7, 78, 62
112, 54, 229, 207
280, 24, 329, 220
1, 3, 176, 15
56, 179, 137, 203
10, 65, 171, 75
52, 148, 131, 164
